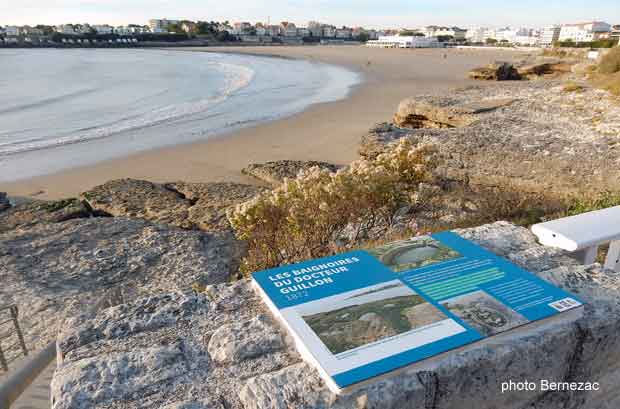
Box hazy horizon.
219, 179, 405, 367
2, 0, 619, 29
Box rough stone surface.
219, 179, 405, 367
468, 62, 522, 81
52, 222, 620, 409
361, 81, 620, 196
80, 179, 194, 229
0, 198, 91, 233
517, 61, 573, 78
81, 179, 264, 233
242, 160, 341, 186
0, 192, 10, 212
0, 217, 234, 351
207, 314, 284, 364
166, 181, 266, 232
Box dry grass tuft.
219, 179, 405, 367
562, 81, 585, 93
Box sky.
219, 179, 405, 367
2, 0, 619, 28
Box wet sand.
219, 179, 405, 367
0, 46, 528, 199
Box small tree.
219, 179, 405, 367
485, 38, 498, 45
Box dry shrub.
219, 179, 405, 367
599, 47, 620, 74
562, 81, 585, 93
228, 139, 439, 273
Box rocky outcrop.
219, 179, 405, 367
166, 181, 265, 232
51, 222, 620, 409
468, 62, 522, 81
362, 81, 620, 196
0, 198, 91, 233
0, 217, 234, 351
207, 315, 284, 364
0, 192, 10, 212
81, 179, 264, 233
242, 160, 340, 186
517, 62, 573, 78
393, 97, 514, 129
80, 179, 194, 229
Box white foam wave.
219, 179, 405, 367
0, 61, 255, 156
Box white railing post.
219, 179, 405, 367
604, 241, 620, 273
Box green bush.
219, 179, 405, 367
228, 139, 439, 273
599, 47, 620, 74
563, 191, 620, 216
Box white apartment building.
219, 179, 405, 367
611, 25, 620, 41
323, 26, 336, 38
148, 19, 178, 33
558, 21, 611, 42
422, 26, 466, 41
539, 25, 561, 46
281, 23, 298, 37
55, 24, 78, 35
366, 35, 443, 48
297, 27, 310, 37
308, 21, 324, 37
335, 28, 352, 39
4, 26, 20, 36
232, 22, 253, 35
92, 25, 114, 34
466, 27, 487, 43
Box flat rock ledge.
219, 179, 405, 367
81, 178, 265, 233
52, 222, 620, 409
362, 80, 620, 196
0, 217, 235, 352
242, 160, 341, 186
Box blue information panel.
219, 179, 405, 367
252, 232, 583, 393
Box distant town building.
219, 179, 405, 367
232, 22, 253, 35
335, 28, 353, 39
4, 26, 20, 36
280, 22, 298, 37
466, 27, 487, 43
558, 21, 611, 42
422, 26, 466, 41
308, 21, 324, 37
611, 25, 620, 41
92, 25, 114, 34
539, 25, 561, 46
148, 19, 178, 33
55, 24, 78, 35
366, 35, 444, 48
323, 26, 336, 38
297, 27, 310, 37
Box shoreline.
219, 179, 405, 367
0, 46, 527, 200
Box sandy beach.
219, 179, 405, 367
0, 45, 527, 199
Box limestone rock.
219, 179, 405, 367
207, 315, 284, 364
239, 363, 336, 409
468, 62, 521, 81
50, 222, 620, 409
0, 198, 90, 233
81, 179, 264, 233
81, 178, 194, 229
0, 217, 233, 350
517, 62, 572, 78
0, 192, 9, 212
166, 182, 265, 232
362, 81, 620, 196
242, 160, 340, 186
393, 99, 476, 129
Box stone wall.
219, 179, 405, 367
51, 222, 620, 409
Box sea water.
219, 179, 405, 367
0, 49, 360, 182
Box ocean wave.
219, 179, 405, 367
0, 60, 255, 156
